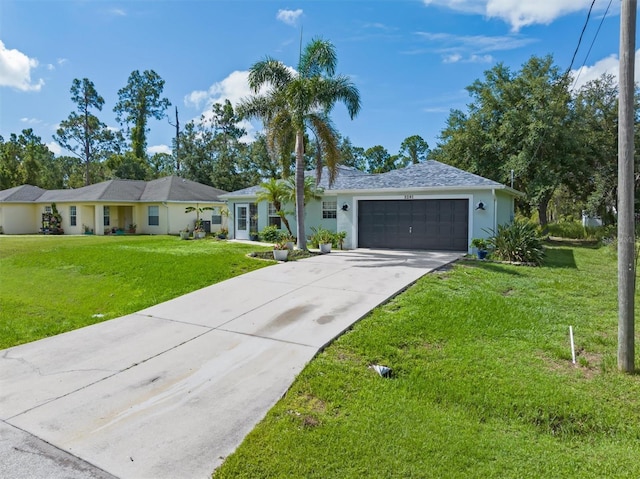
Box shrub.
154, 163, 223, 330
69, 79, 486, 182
309, 227, 334, 248
546, 220, 586, 239
488, 219, 544, 265
260, 225, 284, 243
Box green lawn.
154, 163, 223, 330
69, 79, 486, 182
0, 235, 272, 349
213, 243, 640, 479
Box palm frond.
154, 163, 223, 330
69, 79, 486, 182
247, 58, 293, 92
308, 113, 341, 186
299, 38, 337, 78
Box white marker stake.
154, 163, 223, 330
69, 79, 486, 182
569, 326, 576, 364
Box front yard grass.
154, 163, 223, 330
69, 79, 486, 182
213, 243, 640, 478
0, 235, 273, 349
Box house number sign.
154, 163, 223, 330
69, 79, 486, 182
404, 195, 414, 200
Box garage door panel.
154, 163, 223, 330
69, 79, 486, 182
358, 199, 468, 251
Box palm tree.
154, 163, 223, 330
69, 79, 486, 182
256, 178, 293, 236
283, 176, 324, 207
238, 38, 360, 249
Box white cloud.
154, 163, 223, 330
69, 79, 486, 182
185, 70, 253, 110
276, 9, 303, 26
443, 53, 462, 63
571, 50, 640, 91
423, 0, 603, 31
110, 8, 126, 16
47, 142, 62, 156
148, 144, 172, 155
20, 117, 42, 125
416, 31, 536, 53
0, 41, 44, 91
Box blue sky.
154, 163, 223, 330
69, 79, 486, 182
0, 0, 629, 159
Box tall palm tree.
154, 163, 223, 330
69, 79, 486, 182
238, 38, 360, 249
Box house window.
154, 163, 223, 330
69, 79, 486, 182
211, 208, 222, 225
322, 200, 337, 219
44, 206, 52, 214
69, 206, 77, 226
268, 203, 281, 228
148, 206, 159, 226
103, 206, 110, 226
250, 203, 258, 231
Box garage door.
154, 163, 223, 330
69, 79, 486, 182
358, 199, 469, 251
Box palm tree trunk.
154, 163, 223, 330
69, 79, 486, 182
295, 130, 307, 250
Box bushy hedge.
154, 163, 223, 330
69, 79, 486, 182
260, 225, 284, 243
488, 219, 544, 265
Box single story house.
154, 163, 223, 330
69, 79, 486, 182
0, 176, 228, 236
221, 160, 521, 252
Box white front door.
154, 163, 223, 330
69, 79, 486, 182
235, 203, 249, 240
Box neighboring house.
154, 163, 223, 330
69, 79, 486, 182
0, 176, 228, 236
221, 160, 521, 252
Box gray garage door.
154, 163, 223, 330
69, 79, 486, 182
358, 199, 469, 251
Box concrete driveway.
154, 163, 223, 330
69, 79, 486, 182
0, 249, 461, 479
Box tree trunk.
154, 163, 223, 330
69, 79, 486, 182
537, 198, 549, 228
295, 130, 307, 250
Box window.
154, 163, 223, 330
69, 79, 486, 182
103, 206, 110, 226
69, 206, 77, 226
44, 206, 52, 214
268, 203, 281, 228
322, 200, 337, 219
211, 207, 222, 225
250, 203, 258, 231
148, 206, 159, 226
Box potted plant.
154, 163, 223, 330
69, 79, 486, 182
180, 226, 190, 240
217, 227, 228, 240
250, 230, 259, 241
127, 223, 137, 234
311, 227, 334, 254
284, 234, 296, 250
194, 219, 206, 239
470, 238, 489, 259
273, 241, 289, 261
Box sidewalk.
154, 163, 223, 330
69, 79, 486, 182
0, 249, 461, 479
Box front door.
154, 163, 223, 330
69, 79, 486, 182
235, 203, 249, 240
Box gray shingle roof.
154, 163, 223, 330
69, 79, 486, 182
0, 176, 227, 203
223, 161, 508, 198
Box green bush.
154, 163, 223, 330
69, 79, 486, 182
546, 220, 586, 239
488, 219, 544, 265
260, 225, 284, 243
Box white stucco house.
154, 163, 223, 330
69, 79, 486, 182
0, 176, 228, 236
221, 160, 521, 252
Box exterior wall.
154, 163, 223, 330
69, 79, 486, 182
468, 191, 495, 244
0, 204, 38, 234
0, 201, 227, 235
495, 190, 515, 228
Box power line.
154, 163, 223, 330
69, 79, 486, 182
571, 0, 614, 91
567, 0, 598, 74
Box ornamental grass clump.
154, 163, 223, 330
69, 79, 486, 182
488, 219, 544, 265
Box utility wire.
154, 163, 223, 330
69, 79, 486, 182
571, 0, 614, 91
566, 0, 598, 74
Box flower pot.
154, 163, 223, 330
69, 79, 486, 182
195, 231, 206, 239
180, 231, 190, 240
273, 249, 289, 261
319, 243, 331, 254
477, 250, 488, 260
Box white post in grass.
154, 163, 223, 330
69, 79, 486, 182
569, 326, 576, 365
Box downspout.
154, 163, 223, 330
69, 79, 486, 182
492, 188, 497, 232
162, 202, 169, 234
